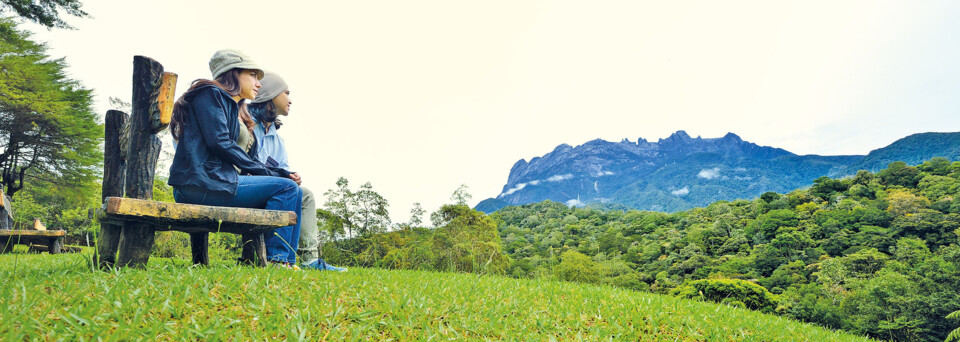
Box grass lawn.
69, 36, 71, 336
0, 250, 871, 341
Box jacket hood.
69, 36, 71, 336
185, 84, 231, 102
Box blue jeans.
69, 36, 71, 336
173, 175, 302, 263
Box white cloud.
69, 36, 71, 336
672, 187, 690, 196
546, 174, 573, 182
498, 182, 527, 197
698, 168, 721, 180
565, 199, 583, 207
499, 173, 573, 197
592, 170, 615, 177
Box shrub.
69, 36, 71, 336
554, 250, 601, 284
152, 231, 190, 258
672, 278, 779, 313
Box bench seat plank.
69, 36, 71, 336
100, 197, 297, 235
0, 230, 66, 237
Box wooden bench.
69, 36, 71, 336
95, 56, 297, 269
98, 197, 295, 265
0, 189, 68, 254
0, 230, 66, 254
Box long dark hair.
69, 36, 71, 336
248, 100, 283, 130
170, 68, 257, 141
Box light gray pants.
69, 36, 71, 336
298, 186, 320, 261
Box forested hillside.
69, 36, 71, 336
492, 158, 960, 341
327, 157, 960, 341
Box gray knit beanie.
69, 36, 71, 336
252, 71, 289, 103
209, 49, 264, 80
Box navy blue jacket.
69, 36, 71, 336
168, 85, 291, 194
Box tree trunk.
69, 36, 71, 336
190, 232, 209, 265
95, 110, 127, 268
117, 56, 175, 269
49, 236, 62, 254
239, 233, 267, 267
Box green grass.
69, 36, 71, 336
0, 251, 872, 341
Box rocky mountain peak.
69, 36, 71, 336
659, 130, 692, 144
477, 131, 960, 214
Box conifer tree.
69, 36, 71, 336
0, 18, 102, 199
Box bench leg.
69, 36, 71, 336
0, 236, 10, 253
190, 232, 209, 265
116, 222, 155, 269
96, 223, 123, 268
239, 233, 267, 267
49, 237, 62, 254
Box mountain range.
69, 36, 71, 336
476, 131, 960, 213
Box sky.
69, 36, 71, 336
17, 0, 960, 223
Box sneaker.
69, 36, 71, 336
270, 261, 300, 270
302, 258, 348, 272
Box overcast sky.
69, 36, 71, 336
19, 0, 960, 223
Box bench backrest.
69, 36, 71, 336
0, 189, 12, 230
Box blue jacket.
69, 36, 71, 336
168, 85, 290, 194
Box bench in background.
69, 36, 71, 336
0, 189, 68, 254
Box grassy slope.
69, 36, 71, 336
0, 251, 871, 341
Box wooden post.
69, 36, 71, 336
116, 56, 176, 268
239, 233, 267, 267
49, 236, 62, 254
95, 110, 127, 268
0, 189, 12, 230
154, 72, 177, 132
190, 232, 209, 265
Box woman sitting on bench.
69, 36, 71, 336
167, 49, 302, 269
249, 71, 347, 272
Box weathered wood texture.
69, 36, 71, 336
50, 236, 63, 254
117, 56, 169, 268
190, 233, 209, 265
96, 110, 128, 268
154, 72, 177, 132
0, 191, 11, 230
124, 56, 166, 200
239, 233, 267, 267
0, 230, 66, 254
100, 197, 297, 234
116, 221, 154, 265
0, 230, 66, 237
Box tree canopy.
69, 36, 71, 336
0, 18, 102, 224
1, 0, 88, 29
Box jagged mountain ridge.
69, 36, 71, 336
476, 131, 960, 213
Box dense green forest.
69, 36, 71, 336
0, 17, 103, 236
324, 158, 960, 341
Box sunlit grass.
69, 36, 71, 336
0, 250, 872, 341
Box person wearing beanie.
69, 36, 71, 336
168, 49, 303, 269
250, 71, 347, 272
